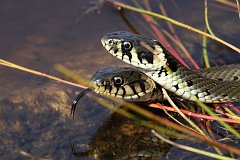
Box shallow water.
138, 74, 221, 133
0, 0, 239, 159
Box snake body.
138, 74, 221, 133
91, 65, 240, 102
101, 31, 240, 103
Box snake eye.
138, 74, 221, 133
108, 39, 113, 45
123, 41, 132, 50
113, 76, 123, 86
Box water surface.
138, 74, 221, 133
0, 0, 239, 159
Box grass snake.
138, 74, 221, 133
90, 65, 240, 102
100, 31, 240, 103
70, 32, 240, 160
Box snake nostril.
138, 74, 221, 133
93, 79, 102, 86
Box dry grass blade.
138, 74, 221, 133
0, 59, 87, 89
139, 36, 240, 137
158, 3, 200, 69
216, 0, 239, 9
19, 150, 52, 160
107, 0, 240, 53
151, 130, 237, 160
158, 103, 188, 128
162, 88, 206, 135
196, 101, 240, 139
93, 96, 183, 138
56, 65, 240, 155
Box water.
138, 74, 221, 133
0, 0, 239, 159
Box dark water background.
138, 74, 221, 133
0, 0, 239, 159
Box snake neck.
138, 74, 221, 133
101, 31, 240, 103
147, 53, 240, 103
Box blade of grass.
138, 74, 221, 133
158, 3, 200, 70
19, 150, 51, 160
152, 130, 236, 160
225, 114, 240, 120
141, 33, 240, 139
149, 103, 240, 124
204, 0, 216, 36
209, 2, 239, 13
158, 103, 189, 128
161, 29, 200, 69
93, 96, 184, 138
222, 104, 238, 116
0, 59, 87, 89
236, 0, 240, 19
107, 1, 240, 53
56, 64, 240, 155
196, 100, 240, 138
203, 28, 211, 68
131, 1, 190, 68
228, 103, 240, 115
162, 88, 207, 135
216, 0, 238, 9
142, 15, 190, 68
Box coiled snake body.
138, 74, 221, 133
100, 31, 240, 103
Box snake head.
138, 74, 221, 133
101, 31, 167, 70
90, 67, 158, 101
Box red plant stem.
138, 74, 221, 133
141, 14, 190, 69
159, 4, 179, 41
227, 103, 240, 115
149, 103, 240, 124
100, 95, 240, 154
108, 0, 240, 53
194, 117, 207, 133
213, 104, 224, 114
205, 121, 216, 139
209, 2, 238, 13
158, 3, 200, 70
215, 0, 238, 9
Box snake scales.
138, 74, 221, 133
71, 32, 240, 160
90, 65, 240, 102
100, 31, 240, 103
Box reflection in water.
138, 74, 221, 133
71, 104, 240, 159
70, 87, 240, 160
71, 107, 173, 160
